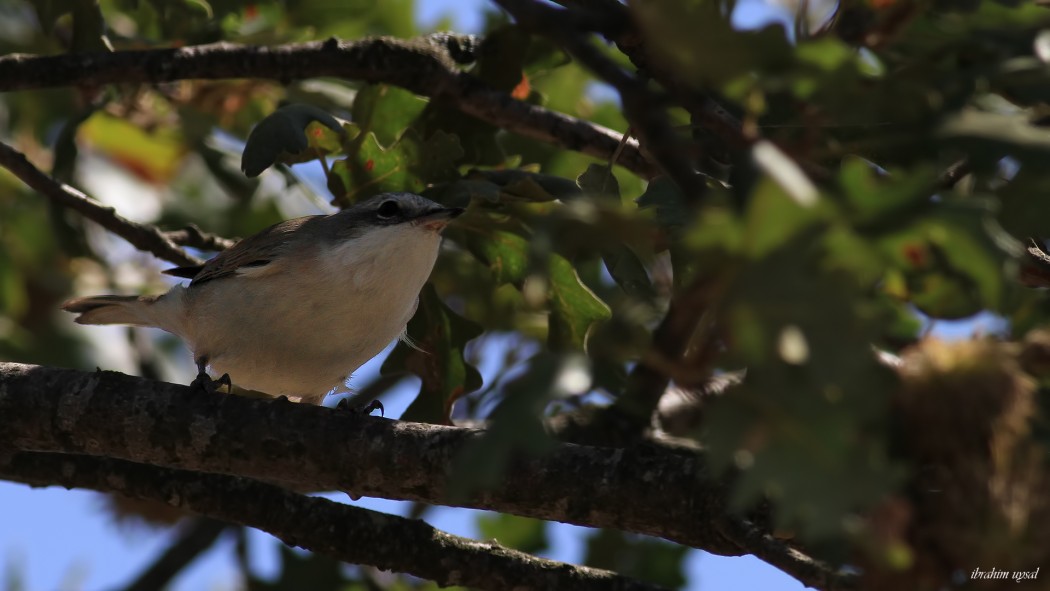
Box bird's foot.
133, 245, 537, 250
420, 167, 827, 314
336, 398, 385, 417
190, 371, 232, 395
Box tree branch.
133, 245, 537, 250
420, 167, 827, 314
4, 451, 664, 591
0, 35, 657, 179
0, 140, 202, 267
550, 0, 746, 155
492, 0, 708, 201
163, 224, 237, 252
0, 362, 851, 590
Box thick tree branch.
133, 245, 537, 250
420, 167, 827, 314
0, 140, 202, 267
4, 452, 663, 591
0, 36, 657, 178
0, 362, 850, 591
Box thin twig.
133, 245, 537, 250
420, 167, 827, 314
0, 140, 201, 267
163, 224, 237, 251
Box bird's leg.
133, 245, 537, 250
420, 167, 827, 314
190, 356, 232, 395
336, 397, 385, 417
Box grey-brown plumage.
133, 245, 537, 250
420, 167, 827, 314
63, 192, 462, 404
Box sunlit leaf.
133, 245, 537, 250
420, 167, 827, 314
463, 229, 530, 285
351, 83, 428, 148
328, 127, 463, 205
548, 254, 611, 351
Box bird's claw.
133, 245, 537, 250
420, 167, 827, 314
336, 398, 385, 417
191, 371, 232, 395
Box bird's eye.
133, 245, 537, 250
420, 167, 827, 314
377, 200, 401, 219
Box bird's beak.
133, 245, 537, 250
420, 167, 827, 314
417, 207, 464, 232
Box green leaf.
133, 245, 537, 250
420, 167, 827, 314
240, 104, 345, 177
351, 83, 428, 148
413, 25, 535, 166
463, 230, 531, 285
381, 284, 482, 425
837, 156, 936, 226
470, 169, 583, 202
576, 163, 619, 201
743, 178, 828, 259
578, 164, 655, 298
548, 254, 611, 351
476, 514, 548, 555
328, 128, 463, 205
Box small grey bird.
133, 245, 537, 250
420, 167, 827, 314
63, 192, 462, 405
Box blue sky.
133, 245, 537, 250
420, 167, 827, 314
1, 1, 1000, 591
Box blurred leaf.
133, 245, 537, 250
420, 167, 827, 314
708, 227, 904, 539
742, 178, 828, 260
248, 545, 347, 591
52, 104, 99, 183
632, 0, 793, 89
583, 529, 688, 588
577, 164, 655, 298
80, 113, 186, 183
939, 109, 1050, 165
450, 352, 584, 495
423, 178, 503, 207
70, 0, 112, 52
878, 200, 1020, 319
195, 140, 260, 202
240, 103, 344, 177
381, 284, 482, 425
837, 157, 936, 226
636, 176, 688, 229
468, 169, 583, 202
328, 127, 463, 205
476, 513, 548, 554
997, 166, 1050, 238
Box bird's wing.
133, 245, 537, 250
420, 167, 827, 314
187, 216, 317, 287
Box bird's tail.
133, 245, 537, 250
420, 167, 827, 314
62, 295, 162, 327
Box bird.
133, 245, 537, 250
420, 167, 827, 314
63, 192, 463, 405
